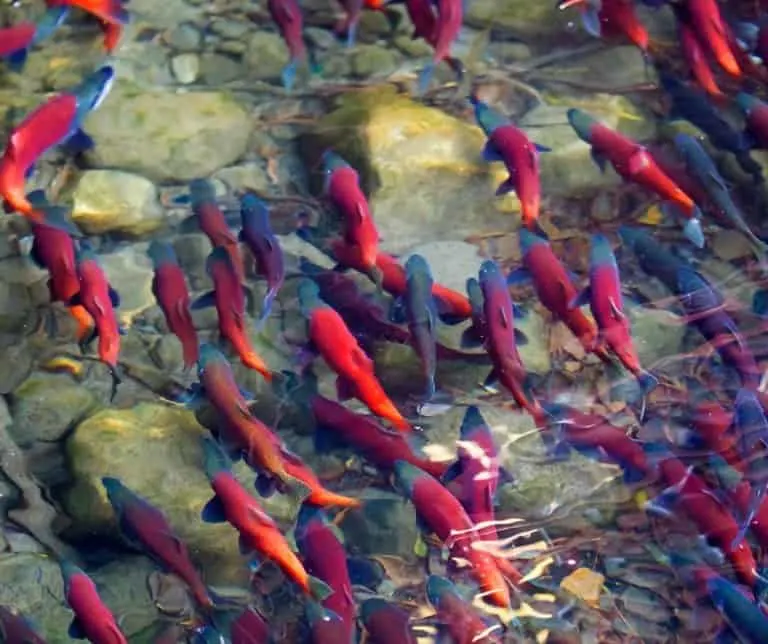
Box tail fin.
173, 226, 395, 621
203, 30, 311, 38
281, 59, 298, 92
417, 63, 435, 96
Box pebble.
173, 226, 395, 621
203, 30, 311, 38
166, 22, 203, 52
171, 53, 200, 84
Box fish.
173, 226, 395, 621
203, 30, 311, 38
297, 278, 410, 432
321, 151, 383, 291
267, 0, 318, 91
660, 74, 762, 184
70, 241, 122, 400
542, 403, 651, 483
334, 0, 364, 47
442, 406, 514, 542
188, 179, 246, 284
689, 400, 745, 474
295, 504, 357, 643
148, 241, 199, 370
507, 228, 600, 356
329, 240, 472, 322
393, 460, 522, 608
471, 96, 550, 230
238, 194, 284, 328
46, 0, 130, 52
0, 6, 70, 72
673, 133, 767, 257
200, 437, 332, 601
311, 394, 450, 478
736, 91, 768, 154
681, 0, 741, 77
0, 605, 47, 644
397, 254, 439, 400
571, 234, 656, 391
425, 575, 503, 643
462, 276, 489, 349
59, 560, 128, 644
476, 260, 542, 421
675, 6, 725, 101
401, 0, 437, 44
559, 0, 649, 54
417, 0, 463, 94
359, 597, 416, 644
101, 477, 213, 610
192, 247, 271, 381
193, 607, 272, 644
643, 443, 759, 588
0, 66, 114, 225
568, 108, 704, 247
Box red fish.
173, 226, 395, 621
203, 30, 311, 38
268, 0, 313, 91
148, 241, 199, 370
329, 239, 472, 322
0, 6, 70, 71
736, 92, 768, 151
188, 179, 246, 284
360, 598, 417, 644
471, 96, 549, 230
311, 395, 450, 477
572, 234, 656, 391
475, 260, 542, 422
334, 0, 364, 47
568, 109, 704, 247
296, 504, 357, 642
60, 561, 128, 644
690, 400, 745, 474
645, 444, 759, 588
394, 460, 522, 608
200, 437, 332, 601
426, 575, 503, 644
0, 606, 47, 644
298, 279, 410, 432
678, 20, 725, 101
71, 242, 122, 399
403, 0, 437, 43
102, 477, 213, 610
192, 247, 271, 381
46, 0, 129, 52
560, 0, 648, 53
417, 0, 463, 94
682, 0, 741, 78
321, 152, 383, 290
507, 228, 600, 355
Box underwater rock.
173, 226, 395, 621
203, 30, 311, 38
243, 31, 291, 83
465, 0, 570, 37
71, 170, 164, 236
351, 45, 400, 79
627, 304, 686, 370
0, 280, 33, 333
99, 242, 156, 324
211, 162, 273, 195
9, 373, 98, 447
0, 553, 160, 644
170, 53, 200, 84
64, 404, 299, 585
299, 86, 515, 253
84, 86, 253, 182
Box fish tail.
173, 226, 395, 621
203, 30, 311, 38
308, 575, 333, 601
281, 59, 298, 92
345, 18, 358, 49
637, 370, 658, 394
108, 363, 122, 402
417, 62, 436, 96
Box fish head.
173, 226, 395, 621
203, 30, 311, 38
518, 228, 548, 255
320, 150, 350, 176
147, 240, 178, 268
392, 460, 428, 496
425, 575, 456, 606
465, 277, 484, 317
566, 108, 598, 143
59, 560, 84, 588
589, 233, 617, 269
470, 95, 507, 136
736, 91, 761, 116
75, 239, 98, 265
478, 260, 504, 293
295, 502, 328, 540
297, 278, 323, 316
197, 343, 227, 377
240, 193, 270, 231
101, 476, 131, 508
189, 179, 217, 207
73, 65, 115, 118
201, 436, 232, 479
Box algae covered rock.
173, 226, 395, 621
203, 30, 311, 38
64, 404, 298, 585
9, 373, 98, 447
84, 86, 253, 182
300, 86, 515, 253
71, 170, 164, 236
465, 0, 570, 37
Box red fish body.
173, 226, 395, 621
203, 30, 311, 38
60, 561, 128, 644
405, 0, 437, 43
201, 439, 330, 601
47, 0, 128, 52
691, 401, 744, 473
684, 0, 741, 77
416, 0, 462, 93
394, 460, 520, 608
148, 241, 199, 370
296, 504, 356, 641
0, 23, 37, 62
194, 247, 271, 380
360, 598, 416, 644
311, 395, 449, 477
101, 477, 212, 610
511, 229, 598, 354
679, 21, 724, 101
650, 449, 758, 587
426, 575, 503, 644
599, 0, 649, 52
736, 92, 768, 150
268, 0, 310, 90
330, 240, 472, 321
299, 280, 410, 432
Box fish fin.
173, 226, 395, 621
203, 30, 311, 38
336, 375, 356, 402
28, 240, 45, 268
483, 368, 499, 389
506, 267, 532, 286
569, 287, 590, 309
581, 5, 601, 37
682, 216, 705, 249
7, 48, 29, 73
608, 297, 625, 321
460, 326, 483, 349
514, 328, 528, 345
417, 63, 435, 96
68, 617, 86, 640
24, 162, 35, 180
481, 141, 504, 163
201, 495, 227, 523
590, 148, 608, 173
389, 297, 407, 324
281, 60, 298, 92
108, 287, 120, 308
434, 298, 466, 325
63, 129, 94, 155
535, 143, 551, 152
440, 459, 463, 484
67, 292, 82, 307
255, 474, 277, 498
346, 556, 385, 590
191, 291, 216, 310
309, 576, 333, 601
495, 178, 515, 197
